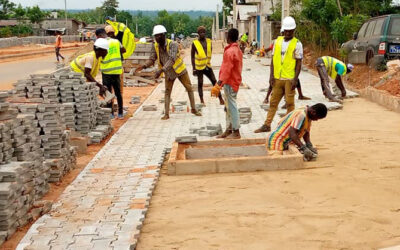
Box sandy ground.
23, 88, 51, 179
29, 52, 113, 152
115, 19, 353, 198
0, 84, 158, 249
137, 97, 400, 250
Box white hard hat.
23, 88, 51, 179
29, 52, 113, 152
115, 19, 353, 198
282, 16, 296, 31
94, 38, 109, 50
153, 25, 167, 36
139, 37, 146, 43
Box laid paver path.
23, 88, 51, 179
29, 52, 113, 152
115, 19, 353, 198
17, 54, 357, 250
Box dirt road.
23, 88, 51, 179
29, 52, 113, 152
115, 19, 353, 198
137, 98, 400, 250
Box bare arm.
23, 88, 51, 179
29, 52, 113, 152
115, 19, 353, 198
269, 57, 275, 87
84, 68, 106, 96
292, 59, 302, 90
191, 43, 196, 70
143, 45, 157, 68
302, 131, 311, 145
162, 42, 179, 72
289, 127, 304, 148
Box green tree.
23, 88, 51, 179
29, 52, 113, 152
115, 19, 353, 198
13, 4, 26, 21
101, 0, 119, 19
0, 0, 15, 19
117, 10, 132, 26
155, 10, 174, 35
26, 6, 46, 25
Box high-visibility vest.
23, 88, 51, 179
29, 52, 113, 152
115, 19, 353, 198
273, 36, 298, 80
193, 38, 212, 70
322, 56, 347, 80
241, 34, 248, 43
100, 38, 123, 75
106, 20, 136, 59
154, 39, 186, 74
70, 51, 101, 78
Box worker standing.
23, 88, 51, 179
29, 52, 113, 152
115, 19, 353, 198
191, 26, 224, 105
96, 28, 125, 119
266, 103, 328, 161
239, 32, 248, 53
255, 16, 303, 133
55, 31, 64, 62
316, 56, 353, 103
105, 17, 136, 60
136, 25, 202, 120
211, 28, 243, 139
70, 38, 109, 96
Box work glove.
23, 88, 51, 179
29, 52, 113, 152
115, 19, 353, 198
299, 145, 317, 162
211, 84, 222, 98
306, 142, 318, 155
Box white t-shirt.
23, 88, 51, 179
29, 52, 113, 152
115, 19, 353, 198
272, 38, 303, 59
78, 53, 94, 69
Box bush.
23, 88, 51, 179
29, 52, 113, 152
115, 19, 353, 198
0, 27, 12, 38
11, 24, 34, 37
331, 14, 367, 44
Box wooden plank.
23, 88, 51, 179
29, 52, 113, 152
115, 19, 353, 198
128, 55, 151, 60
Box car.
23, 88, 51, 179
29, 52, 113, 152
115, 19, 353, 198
341, 14, 400, 66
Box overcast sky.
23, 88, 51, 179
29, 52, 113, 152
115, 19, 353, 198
11, 0, 224, 11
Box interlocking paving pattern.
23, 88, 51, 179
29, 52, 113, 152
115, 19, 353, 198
17, 54, 358, 250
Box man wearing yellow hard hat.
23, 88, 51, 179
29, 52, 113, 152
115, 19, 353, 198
70, 38, 109, 96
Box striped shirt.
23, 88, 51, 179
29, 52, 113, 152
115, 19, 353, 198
266, 108, 311, 151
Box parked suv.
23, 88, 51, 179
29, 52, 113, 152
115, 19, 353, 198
341, 14, 400, 66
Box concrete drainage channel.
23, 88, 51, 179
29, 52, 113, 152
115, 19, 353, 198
167, 139, 304, 175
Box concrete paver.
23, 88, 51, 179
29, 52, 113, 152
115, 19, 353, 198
17, 54, 358, 249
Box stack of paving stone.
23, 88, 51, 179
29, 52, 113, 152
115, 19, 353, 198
74, 81, 98, 135
239, 107, 252, 124
89, 107, 113, 144
189, 123, 223, 137
0, 161, 35, 240
31, 74, 59, 103
57, 76, 75, 103
59, 103, 75, 130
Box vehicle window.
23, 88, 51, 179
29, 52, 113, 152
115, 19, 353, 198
373, 19, 384, 36
358, 22, 368, 38
365, 20, 376, 38
389, 18, 400, 35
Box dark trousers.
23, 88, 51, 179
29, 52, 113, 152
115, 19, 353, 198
197, 67, 217, 99
55, 47, 64, 61
103, 74, 123, 115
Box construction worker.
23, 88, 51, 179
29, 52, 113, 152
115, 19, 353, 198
266, 103, 328, 161
239, 32, 248, 53
316, 56, 353, 103
70, 38, 109, 96
96, 28, 125, 119
255, 16, 303, 133
136, 25, 202, 120
211, 28, 243, 139
55, 31, 64, 62
191, 26, 224, 105
105, 16, 136, 59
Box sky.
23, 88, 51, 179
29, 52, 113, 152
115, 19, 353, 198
11, 0, 224, 11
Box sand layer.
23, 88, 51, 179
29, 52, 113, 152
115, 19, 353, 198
137, 98, 400, 250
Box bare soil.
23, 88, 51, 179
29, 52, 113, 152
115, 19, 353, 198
137, 98, 400, 250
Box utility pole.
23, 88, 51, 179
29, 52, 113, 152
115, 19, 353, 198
216, 4, 220, 40
281, 0, 290, 22
233, 0, 237, 28
64, 0, 67, 35
223, 8, 226, 29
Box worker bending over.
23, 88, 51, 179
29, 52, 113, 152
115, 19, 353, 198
266, 103, 328, 161
70, 38, 109, 96
211, 28, 243, 139
255, 16, 303, 133
316, 56, 353, 103
191, 26, 224, 105
136, 25, 202, 120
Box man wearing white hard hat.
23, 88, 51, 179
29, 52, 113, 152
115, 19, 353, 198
255, 16, 303, 133
70, 38, 109, 96
315, 56, 353, 103
136, 25, 202, 120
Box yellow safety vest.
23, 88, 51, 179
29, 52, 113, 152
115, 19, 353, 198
70, 51, 101, 78
241, 34, 248, 43
273, 36, 298, 80
106, 20, 136, 59
154, 39, 186, 74
322, 56, 347, 80
100, 38, 123, 75
193, 38, 212, 70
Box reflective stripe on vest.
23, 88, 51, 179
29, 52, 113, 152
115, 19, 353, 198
273, 36, 298, 80
100, 39, 123, 75
193, 38, 212, 70
70, 51, 101, 78
106, 20, 136, 59
322, 56, 347, 80
154, 39, 186, 74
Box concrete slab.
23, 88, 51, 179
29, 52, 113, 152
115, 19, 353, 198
168, 139, 303, 175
